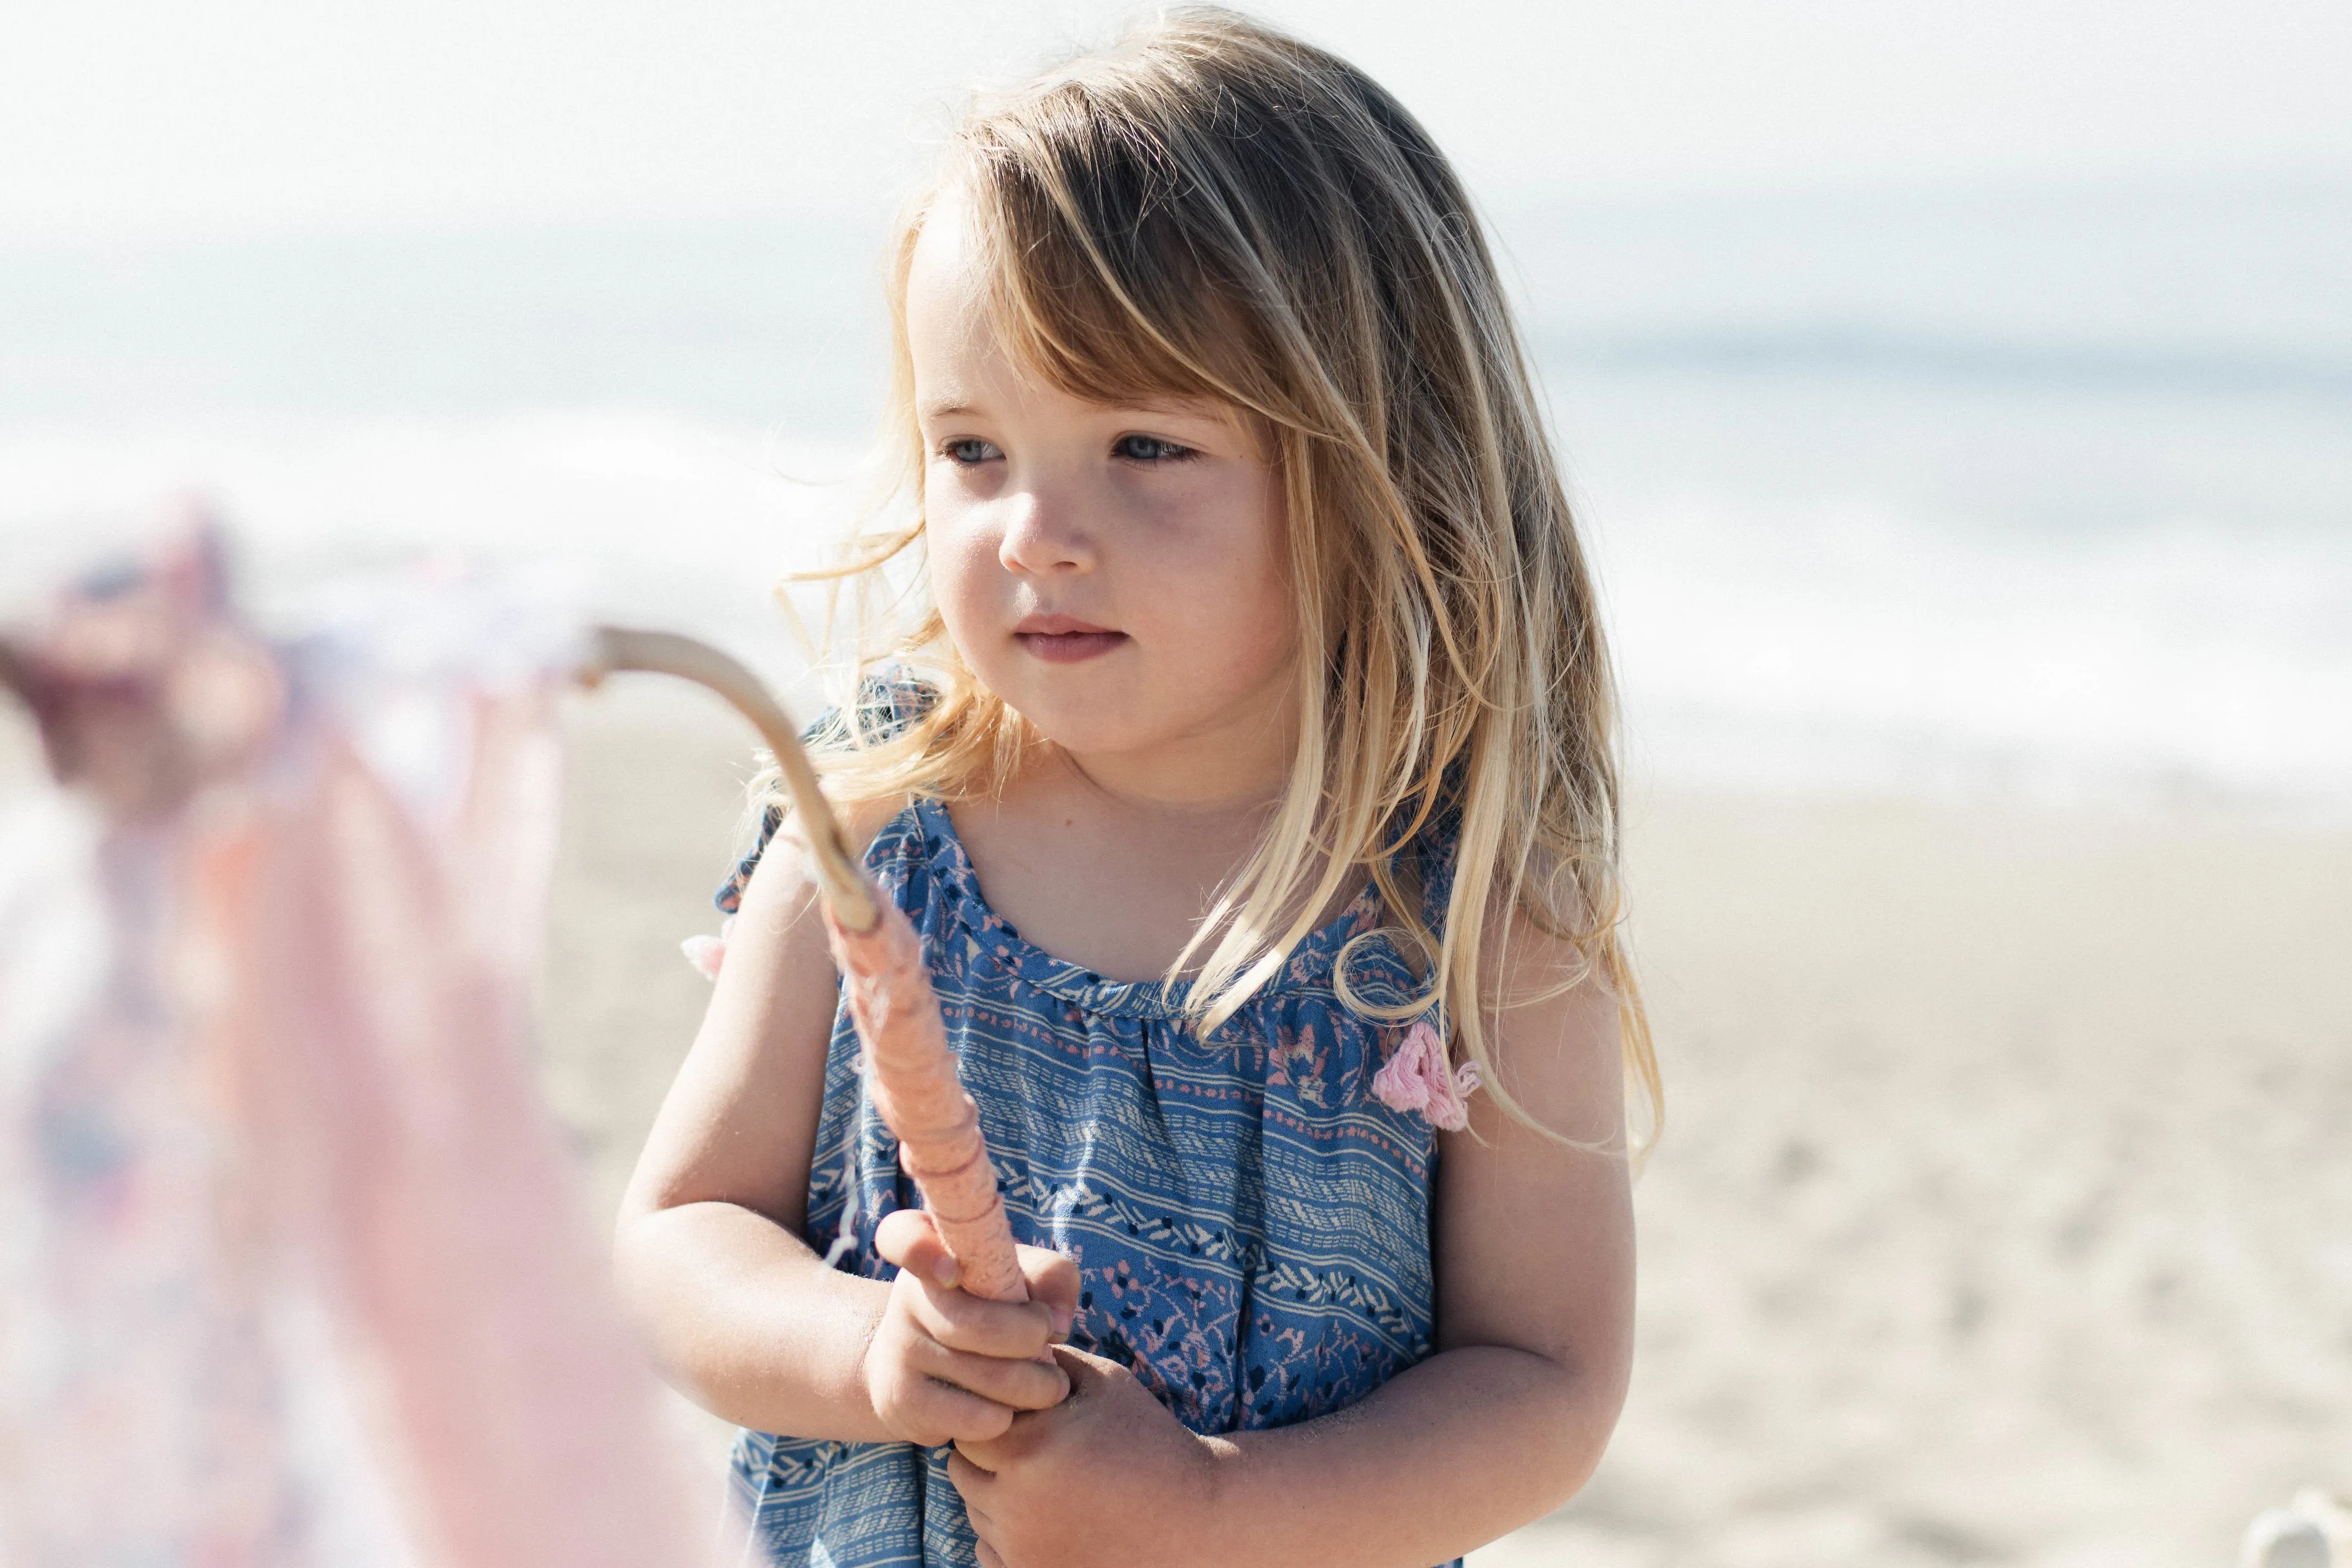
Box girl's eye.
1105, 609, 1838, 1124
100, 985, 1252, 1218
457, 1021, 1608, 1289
941, 437, 1001, 465
1112, 434, 1196, 464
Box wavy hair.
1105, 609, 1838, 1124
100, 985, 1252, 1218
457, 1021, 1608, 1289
787, 7, 1658, 1147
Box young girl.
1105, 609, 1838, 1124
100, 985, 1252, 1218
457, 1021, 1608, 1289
616, 11, 1659, 1567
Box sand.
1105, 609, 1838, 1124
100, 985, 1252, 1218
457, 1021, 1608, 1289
1480, 788, 2352, 1568
7, 681, 2345, 1567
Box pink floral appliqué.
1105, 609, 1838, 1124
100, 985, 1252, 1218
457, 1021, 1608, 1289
1371, 1020, 1480, 1131
681, 916, 735, 981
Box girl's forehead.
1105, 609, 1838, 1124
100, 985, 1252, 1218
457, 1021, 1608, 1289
904, 208, 1028, 406
905, 195, 988, 318
900, 188, 1255, 443
903, 204, 1156, 412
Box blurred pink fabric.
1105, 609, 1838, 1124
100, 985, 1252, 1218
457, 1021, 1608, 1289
0, 533, 710, 1566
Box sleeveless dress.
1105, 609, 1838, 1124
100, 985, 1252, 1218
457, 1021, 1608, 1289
715, 717, 1462, 1568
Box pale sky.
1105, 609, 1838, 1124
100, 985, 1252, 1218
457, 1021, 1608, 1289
2, 0, 2348, 246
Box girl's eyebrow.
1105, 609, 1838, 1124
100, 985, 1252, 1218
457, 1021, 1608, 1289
1114, 397, 1225, 420
918, 397, 1223, 427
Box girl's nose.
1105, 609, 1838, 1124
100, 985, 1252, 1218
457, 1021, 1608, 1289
996, 489, 1097, 577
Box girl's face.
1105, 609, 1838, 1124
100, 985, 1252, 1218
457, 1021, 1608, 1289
905, 199, 1297, 785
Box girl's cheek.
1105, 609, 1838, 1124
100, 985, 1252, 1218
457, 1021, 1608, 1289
1160, 552, 1291, 691
927, 500, 996, 595
928, 515, 1017, 678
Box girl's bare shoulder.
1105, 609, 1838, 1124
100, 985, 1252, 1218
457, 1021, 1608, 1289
734, 792, 912, 919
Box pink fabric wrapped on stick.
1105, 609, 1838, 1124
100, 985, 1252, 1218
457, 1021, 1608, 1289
586, 629, 1029, 1306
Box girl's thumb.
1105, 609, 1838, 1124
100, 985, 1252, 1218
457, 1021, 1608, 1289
874, 1207, 956, 1286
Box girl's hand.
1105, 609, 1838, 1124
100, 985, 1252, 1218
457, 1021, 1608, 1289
947, 1347, 1228, 1568
863, 1208, 1080, 1448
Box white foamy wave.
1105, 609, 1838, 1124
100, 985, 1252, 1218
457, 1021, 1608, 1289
5, 409, 2347, 819
1598, 497, 2352, 817
0, 410, 868, 702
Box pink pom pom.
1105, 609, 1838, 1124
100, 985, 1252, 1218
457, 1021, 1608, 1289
1429, 1075, 1472, 1132
1372, 1030, 1433, 1115
681, 917, 735, 981
682, 917, 736, 981
1373, 1021, 1478, 1130
1421, 1060, 1470, 1132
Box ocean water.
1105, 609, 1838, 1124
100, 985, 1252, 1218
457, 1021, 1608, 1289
2, 181, 2347, 815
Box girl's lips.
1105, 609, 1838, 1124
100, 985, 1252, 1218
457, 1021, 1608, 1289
1014, 629, 1128, 663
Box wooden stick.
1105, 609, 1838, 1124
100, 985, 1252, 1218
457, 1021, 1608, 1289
580, 628, 875, 930
578, 629, 1028, 1303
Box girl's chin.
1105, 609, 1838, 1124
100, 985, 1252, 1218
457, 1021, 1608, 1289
990, 683, 1160, 755
980, 656, 1296, 753
1006, 706, 1143, 755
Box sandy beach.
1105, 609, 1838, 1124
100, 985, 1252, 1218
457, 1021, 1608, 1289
537, 681, 2352, 1568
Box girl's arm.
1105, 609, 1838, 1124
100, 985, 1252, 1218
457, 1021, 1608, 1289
945, 916, 1635, 1568
612, 814, 1074, 1446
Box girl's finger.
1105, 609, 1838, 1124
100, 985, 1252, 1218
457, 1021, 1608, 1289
875, 1207, 958, 1286
916, 1337, 1070, 1411
947, 1446, 996, 1494
1014, 1244, 1081, 1338
903, 1379, 1019, 1447
949, 1448, 1009, 1566
909, 1281, 1057, 1360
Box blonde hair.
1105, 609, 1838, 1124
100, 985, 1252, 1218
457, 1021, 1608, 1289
791, 7, 1658, 1148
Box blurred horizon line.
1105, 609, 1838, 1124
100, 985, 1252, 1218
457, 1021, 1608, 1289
1, 165, 2347, 259
5, 172, 2346, 433
1554, 330, 2352, 399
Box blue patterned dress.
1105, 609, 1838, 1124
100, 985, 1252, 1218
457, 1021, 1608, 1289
715, 732, 1461, 1567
